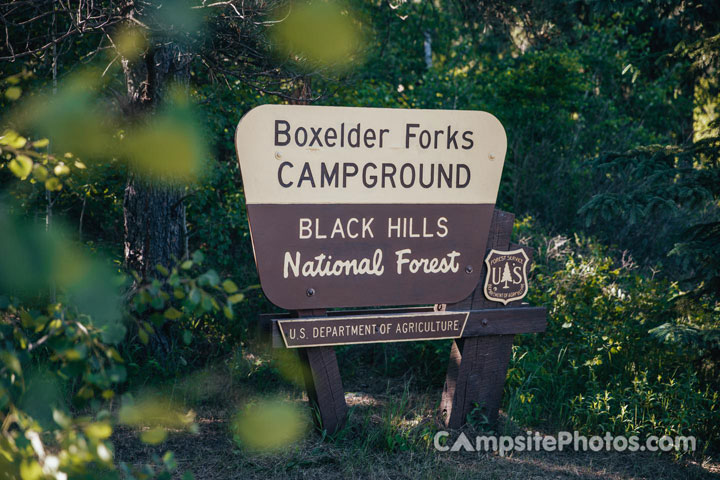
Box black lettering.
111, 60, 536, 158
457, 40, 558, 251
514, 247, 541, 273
298, 162, 315, 187
462, 130, 474, 149
433, 129, 444, 149
446, 126, 458, 149
321, 163, 339, 187
456, 164, 471, 188
400, 163, 415, 188
295, 127, 308, 147
419, 130, 431, 149
309, 127, 323, 147
379, 128, 389, 148
278, 161, 293, 187
382, 163, 396, 188
438, 164, 452, 188
405, 123, 419, 148
363, 163, 378, 187
348, 123, 361, 148
275, 120, 290, 146
364, 129, 376, 148
325, 127, 337, 147
419, 163, 434, 188
343, 163, 358, 187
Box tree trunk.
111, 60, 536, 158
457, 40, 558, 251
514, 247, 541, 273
123, 178, 185, 277
121, 41, 191, 278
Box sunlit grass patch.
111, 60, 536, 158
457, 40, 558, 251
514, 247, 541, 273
231, 398, 308, 451
118, 393, 198, 445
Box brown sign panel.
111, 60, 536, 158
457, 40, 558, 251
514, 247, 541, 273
235, 105, 507, 309
277, 311, 469, 348
483, 249, 530, 305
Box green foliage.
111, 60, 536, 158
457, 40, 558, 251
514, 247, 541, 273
271, 0, 367, 72
580, 139, 720, 282
0, 287, 191, 479
0, 212, 209, 477
505, 220, 720, 454
0, 296, 120, 478
2, 69, 209, 190
0, 280, 198, 478
125, 249, 250, 376
1, 0, 720, 472
0, 128, 78, 192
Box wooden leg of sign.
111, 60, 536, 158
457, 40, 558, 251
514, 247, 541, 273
440, 334, 515, 428
442, 209, 517, 429
296, 310, 348, 435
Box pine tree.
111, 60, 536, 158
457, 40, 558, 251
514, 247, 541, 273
501, 262, 512, 288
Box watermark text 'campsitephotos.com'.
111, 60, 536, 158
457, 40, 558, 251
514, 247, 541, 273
434, 431, 696, 456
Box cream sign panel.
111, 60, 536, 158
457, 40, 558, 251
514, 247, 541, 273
235, 105, 507, 309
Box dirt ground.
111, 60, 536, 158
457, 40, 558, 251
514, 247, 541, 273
111, 359, 720, 480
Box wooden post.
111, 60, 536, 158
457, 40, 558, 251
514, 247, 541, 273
295, 309, 348, 435
256, 208, 544, 434
440, 209, 518, 428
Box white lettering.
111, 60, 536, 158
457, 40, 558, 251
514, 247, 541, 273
395, 249, 461, 275
283, 249, 385, 278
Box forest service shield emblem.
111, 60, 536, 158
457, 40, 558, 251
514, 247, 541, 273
483, 248, 530, 305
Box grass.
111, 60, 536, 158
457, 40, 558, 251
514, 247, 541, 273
110, 347, 720, 480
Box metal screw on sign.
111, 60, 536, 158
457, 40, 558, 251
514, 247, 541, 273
306, 288, 315, 297
465, 265, 473, 274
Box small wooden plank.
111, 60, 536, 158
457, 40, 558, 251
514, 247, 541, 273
295, 309, 348, 435
263, 306, 546, 348
463, 308, 545, 336
277, 311, 469, 348
259, 305, 435, 322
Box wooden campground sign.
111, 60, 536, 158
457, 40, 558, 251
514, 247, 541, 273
235, 105, 507, 310
235, 104, 546, 435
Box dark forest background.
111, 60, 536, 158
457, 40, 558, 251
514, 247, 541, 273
0, 1, 719, 478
